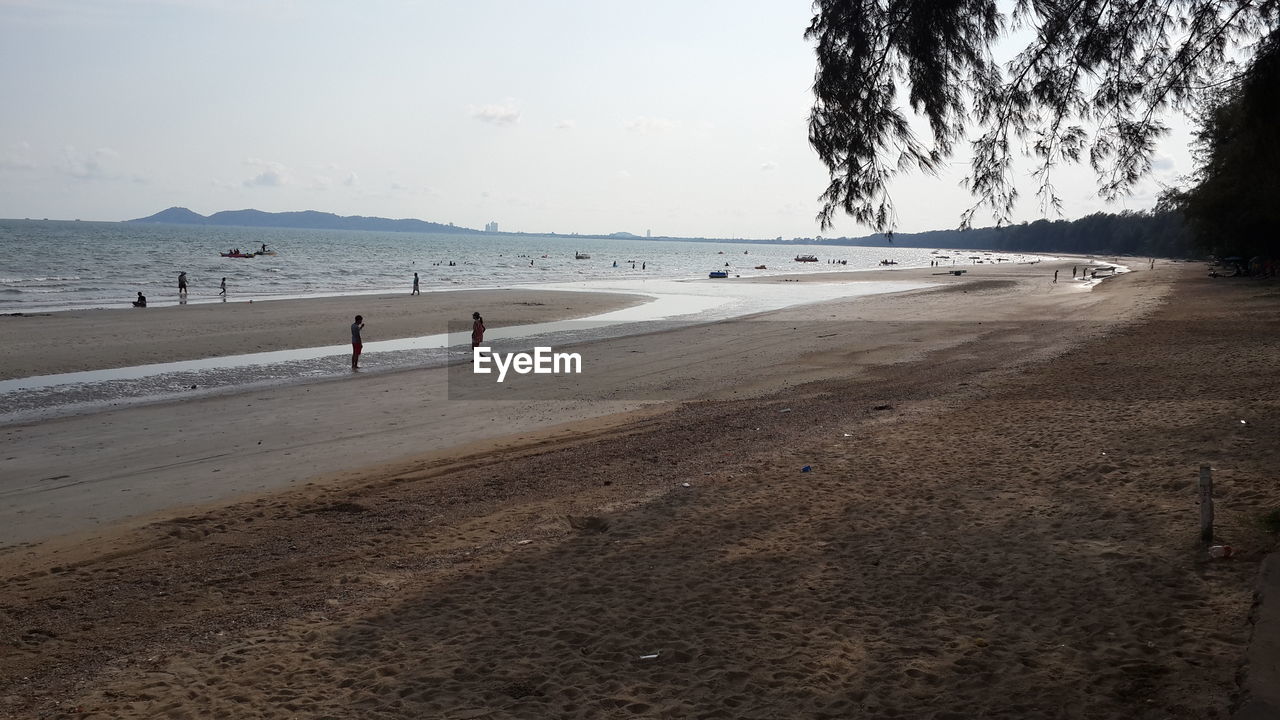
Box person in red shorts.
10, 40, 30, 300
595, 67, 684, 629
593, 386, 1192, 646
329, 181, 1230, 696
351, 314, 364, 370
471, 311, 485, 347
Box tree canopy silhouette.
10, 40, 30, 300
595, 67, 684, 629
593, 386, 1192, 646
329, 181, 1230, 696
807, 0, 1280, 233
1163, 32, 1280, 258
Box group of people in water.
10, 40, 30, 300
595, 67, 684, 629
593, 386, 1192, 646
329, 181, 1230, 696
131, 270, 226, 307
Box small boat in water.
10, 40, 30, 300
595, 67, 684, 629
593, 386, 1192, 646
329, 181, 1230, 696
754, 264, 767, 270
794, 254, 818, 262
708, 270, 729, 278
574, 251, 591, 259
220, 252, 255, 258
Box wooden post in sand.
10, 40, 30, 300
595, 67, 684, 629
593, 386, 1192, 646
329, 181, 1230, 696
1199, 465, 1214, 543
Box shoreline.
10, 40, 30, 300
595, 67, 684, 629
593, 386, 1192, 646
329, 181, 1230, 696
0, 287, 649, 381
1, 247, 1116, 317
1, 259, 1105, 383
0, 261, 1100, 426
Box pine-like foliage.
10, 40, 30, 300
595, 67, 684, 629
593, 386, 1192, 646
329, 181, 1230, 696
808, 0, 1280, 233
1166, 33, 1280, 258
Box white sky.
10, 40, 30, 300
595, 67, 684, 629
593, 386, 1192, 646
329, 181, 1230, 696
0, 0, 1194, 237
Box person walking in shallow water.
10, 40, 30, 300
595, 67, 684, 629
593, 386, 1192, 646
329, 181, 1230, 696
471, 311, 485, 348
351, 315, 365, 370
219, 277, 227, 297
411, 272, 420, 295
177, 271, 188, 297
1053, 270, 1058, 283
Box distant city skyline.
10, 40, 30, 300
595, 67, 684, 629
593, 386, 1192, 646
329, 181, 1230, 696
0, 1, 1194, 238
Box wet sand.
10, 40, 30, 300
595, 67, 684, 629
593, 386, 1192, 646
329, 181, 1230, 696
0, 289, 647, 380
2, 261, 1278, 718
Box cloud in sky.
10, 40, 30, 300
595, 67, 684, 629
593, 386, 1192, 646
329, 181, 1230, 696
761, 161, 777, 171
470, 101, 520, 126
244, 169, 283, 187
242, 159, 288, 188
622, 116, 675, 134
556, 120, 576, 130
1150, 154, 1176, 172
344, 171, 359, 187
0, 141, 36, 171
62, 146, 119, 180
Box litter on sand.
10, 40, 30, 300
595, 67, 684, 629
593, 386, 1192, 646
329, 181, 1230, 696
639, 653, 660, 660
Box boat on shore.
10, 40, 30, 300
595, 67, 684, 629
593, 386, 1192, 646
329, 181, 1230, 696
708, 270, 729, 278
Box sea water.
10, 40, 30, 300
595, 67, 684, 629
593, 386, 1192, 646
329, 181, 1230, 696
0, 219, 1014, 313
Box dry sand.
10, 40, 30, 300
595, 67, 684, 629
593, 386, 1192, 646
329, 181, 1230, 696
2, 261, 1278, 719
0, 288, 646, 380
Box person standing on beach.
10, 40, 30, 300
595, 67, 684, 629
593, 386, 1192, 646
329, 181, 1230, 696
412, 272, 420, 295
471, 311, 485, 348
219, 277, 227, 296
1053, 270, 1059, 283
351, 315, 365, 370
177, 271, 188, 297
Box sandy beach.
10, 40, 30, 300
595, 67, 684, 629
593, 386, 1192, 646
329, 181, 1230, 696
2, 259, 1278, 719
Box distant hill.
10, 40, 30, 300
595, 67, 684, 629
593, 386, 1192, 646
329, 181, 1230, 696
128, 207, 482, 234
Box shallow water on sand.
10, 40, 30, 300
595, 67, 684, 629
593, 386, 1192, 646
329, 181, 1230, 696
0, 279, 934, 423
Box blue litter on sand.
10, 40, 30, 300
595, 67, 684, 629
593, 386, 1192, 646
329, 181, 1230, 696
802, 466, 812, 473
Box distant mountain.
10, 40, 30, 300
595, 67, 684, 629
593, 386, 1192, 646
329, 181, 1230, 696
128, 207, 482, 234
134, 206, 208, 225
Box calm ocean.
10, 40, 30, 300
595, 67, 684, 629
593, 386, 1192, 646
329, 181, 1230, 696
0, 220, 971, 313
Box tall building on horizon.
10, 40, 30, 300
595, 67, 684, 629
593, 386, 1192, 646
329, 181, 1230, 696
485, 221, 499, 233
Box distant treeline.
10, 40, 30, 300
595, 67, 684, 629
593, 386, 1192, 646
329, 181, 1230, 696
831, 210, 1196, 258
